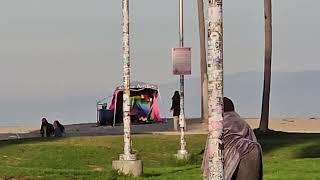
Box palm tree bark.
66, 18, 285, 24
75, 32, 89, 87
120, 0, 136, 160
197, 0, 209, 124
203, 0, 224, 179
259, 0, 272, 132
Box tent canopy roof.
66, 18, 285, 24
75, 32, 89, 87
97, 81, 159, 105
115, 81, 158, 91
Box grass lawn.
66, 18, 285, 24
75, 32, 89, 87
0, 131, 319, 180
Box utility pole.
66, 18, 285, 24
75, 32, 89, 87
175, 0, 189, 160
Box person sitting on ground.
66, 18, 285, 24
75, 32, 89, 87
40, 118, 54, 137
53, 120, 65, 137
202, 97, 263, 180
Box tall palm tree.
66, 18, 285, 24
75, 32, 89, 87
197, 0, 209, 124
259, 0, 272, 132
121, 0, 135, 160
202, 0, 224, 179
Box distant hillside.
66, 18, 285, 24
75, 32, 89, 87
1, 71, 319, 127
158, 71, 320, 118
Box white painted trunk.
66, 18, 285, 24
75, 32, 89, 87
204, 0, 224, 179
179, 76, 186, 151
121, 0, 135, 161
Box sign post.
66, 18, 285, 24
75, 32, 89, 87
172, 0, 191, 160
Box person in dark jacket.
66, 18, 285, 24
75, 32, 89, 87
40, 118, 54, 137
170, 91, 180, 131
53, 120, 65, 137
202, 97, 263, 180
223, 97, 263, 180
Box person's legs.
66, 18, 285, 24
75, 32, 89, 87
236, 145, 263, 180
173, 116, 179, 131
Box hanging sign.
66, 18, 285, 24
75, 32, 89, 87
172, 47, 191, 75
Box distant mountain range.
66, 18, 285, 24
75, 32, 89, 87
1, 71, 319, 127
158, 71, 320, 118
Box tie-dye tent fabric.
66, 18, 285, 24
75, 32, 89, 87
106, 81, 162, 126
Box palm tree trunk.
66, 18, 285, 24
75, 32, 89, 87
203, 0, 224, 179
197, 0, 209, 124
121, 0, 135, 160
259, 0, 272, 132
197, 0, 208, 123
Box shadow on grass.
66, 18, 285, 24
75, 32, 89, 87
143, 166, 198, 178
0, 136, 70, 149
254, 129, 320, 158
295, 143, 320, 158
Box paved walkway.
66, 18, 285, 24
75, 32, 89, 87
0, 119, 206, 140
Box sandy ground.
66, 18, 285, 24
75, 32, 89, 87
0, 117, 319, 140
246, 117, 320, 133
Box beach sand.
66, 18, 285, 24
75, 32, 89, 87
0, 127, 37, 134
246, 117, 320, 133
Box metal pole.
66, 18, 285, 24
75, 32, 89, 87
203, 0, 224, 179
120, 0, 136, 161
178, 0, 188, 156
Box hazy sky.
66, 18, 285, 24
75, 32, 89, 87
0, 0, 319, 125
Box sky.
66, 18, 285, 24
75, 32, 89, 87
0, 0, 319, 126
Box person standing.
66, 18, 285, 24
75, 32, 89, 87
170, 91, 181, 131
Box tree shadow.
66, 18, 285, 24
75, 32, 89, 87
253, 129, 320, 157
143, 166, 199, 178
0, 136, 68, 149
295, 143, 320, 159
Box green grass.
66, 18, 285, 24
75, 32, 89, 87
0, 131, 319, 180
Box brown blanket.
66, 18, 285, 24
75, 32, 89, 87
202, 111, 261, 180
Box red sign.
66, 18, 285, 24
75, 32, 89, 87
172, 47, 191, 75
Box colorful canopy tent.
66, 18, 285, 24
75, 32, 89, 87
97, 81, 162, 126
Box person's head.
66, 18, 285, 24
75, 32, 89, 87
223, 97, 235, 112
42, 118, 48, 124
172, 91, 180, 99
53, 120, 58, 128
54, 120, 64, 130
54, 120, 62, 126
